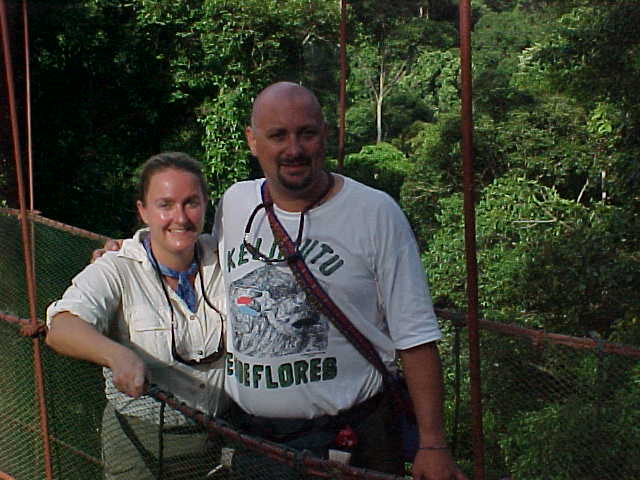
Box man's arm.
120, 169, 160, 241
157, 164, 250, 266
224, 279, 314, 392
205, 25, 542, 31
47, 312, 148, 398
399, 342, 467, 480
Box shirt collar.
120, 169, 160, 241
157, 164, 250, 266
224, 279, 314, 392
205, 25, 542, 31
119, 228, 152, 265
119, 228, 217, 269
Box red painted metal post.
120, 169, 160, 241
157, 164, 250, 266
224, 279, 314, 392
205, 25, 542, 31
0, 1, 54, 479
337, 0, 347, 171
22, 0, 38, 325
23, 0, 33, 211
458, 0, 485, 479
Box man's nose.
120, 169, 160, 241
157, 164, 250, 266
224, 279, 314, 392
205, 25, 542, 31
284, 136, 303, 157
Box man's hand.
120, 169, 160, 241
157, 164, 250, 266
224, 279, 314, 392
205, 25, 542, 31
91, 239, 123, 263
411, 448, 467, 480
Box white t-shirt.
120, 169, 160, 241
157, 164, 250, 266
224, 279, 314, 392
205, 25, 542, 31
46, 229, 229, 425
214, 176, 441, 419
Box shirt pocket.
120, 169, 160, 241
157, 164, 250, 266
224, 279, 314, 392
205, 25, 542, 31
127, 305, 172, 364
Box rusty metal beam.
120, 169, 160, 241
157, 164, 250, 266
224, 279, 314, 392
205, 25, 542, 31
337, 0, 347, 171
1, 207, 112, 242
436, 310, 640, 359
458, 0, 485, 478
0, 1, 53, 478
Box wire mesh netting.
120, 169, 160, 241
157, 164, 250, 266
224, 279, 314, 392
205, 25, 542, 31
440, 320, 640, 479
1, 210, 106, 479
0, 210, 404, 480
1, 208, 640, 479
1, 319, 44, 480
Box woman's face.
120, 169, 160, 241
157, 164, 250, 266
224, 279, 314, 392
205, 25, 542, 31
136, 168, 206, 267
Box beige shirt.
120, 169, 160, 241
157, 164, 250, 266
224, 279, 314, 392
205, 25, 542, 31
46, 229, 228, 425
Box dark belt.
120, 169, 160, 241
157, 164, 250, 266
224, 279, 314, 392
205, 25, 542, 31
232, 391, 384, 443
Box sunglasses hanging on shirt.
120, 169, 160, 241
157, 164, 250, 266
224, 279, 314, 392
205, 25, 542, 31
242, 171, 334, 264
147, 241, 225, 366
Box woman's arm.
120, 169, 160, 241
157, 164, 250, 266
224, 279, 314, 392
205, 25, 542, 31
47, 312, 148, 398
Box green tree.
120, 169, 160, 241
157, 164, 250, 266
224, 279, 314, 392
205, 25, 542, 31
30, 0, 176, 236
524, 2, 640, 211
342, 142, 412, 201
131, 0, 338, 200
399, 113, 462, 246
27, 0, 339, 235
400, 47, 460, 117
426, 174, 640, 335
347, 2, 457, 147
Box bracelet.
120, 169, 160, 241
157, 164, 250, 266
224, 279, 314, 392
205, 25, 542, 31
418, 445, 449, 450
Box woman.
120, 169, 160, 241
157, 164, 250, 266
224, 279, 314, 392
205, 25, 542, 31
46, 152, 228, 479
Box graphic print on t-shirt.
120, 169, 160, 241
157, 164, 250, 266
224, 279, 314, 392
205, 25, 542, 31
229, 264, 329, 357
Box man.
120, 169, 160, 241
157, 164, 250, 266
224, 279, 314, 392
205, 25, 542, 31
214, 82, 465, 480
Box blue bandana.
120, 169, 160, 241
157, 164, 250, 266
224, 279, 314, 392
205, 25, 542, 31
143, 236, 199, 312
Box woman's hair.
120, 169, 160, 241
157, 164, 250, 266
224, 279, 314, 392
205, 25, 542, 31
138, 152, 208, 205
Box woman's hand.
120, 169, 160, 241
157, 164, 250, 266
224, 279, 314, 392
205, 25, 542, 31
47, 312, 149, 398
109, 346, 149, 398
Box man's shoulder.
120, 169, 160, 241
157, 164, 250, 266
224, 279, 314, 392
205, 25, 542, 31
219, 180, 263, 218
340, 175, 398, 209
336, 175, 410, 233
223, 179, 263, 198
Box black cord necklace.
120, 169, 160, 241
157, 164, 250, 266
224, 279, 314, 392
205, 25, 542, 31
243, 171, 335, 264
147, 240, 224, 366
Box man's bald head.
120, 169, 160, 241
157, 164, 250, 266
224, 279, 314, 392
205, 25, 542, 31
250, 82, 324, 128
245, 82, 329, 206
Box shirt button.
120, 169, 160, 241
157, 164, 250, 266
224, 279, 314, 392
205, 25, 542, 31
189, 315, 197, 321
199, 383, 206, 389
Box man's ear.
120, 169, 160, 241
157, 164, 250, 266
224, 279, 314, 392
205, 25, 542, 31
136, 200, 147, 225
245, 126, 258, 157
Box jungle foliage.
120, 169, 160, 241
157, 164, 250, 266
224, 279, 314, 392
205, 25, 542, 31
2, 1, 640, 478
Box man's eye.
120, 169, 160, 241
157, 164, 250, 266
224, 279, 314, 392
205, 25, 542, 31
269, 132, 286, 141
301, 129, 318, 139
